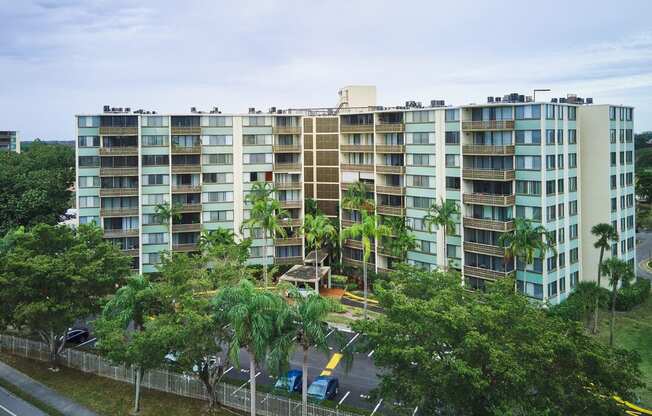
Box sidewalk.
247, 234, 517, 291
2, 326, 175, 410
0, 360, 98, 416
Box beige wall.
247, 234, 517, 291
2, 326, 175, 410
338, 85, 377, 108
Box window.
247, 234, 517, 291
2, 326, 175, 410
569, 200, 578, 216
626, 108, 633, 121
609, 107, 616, 120
203, 153, 233, 165
172, 135, 200, 148
142, 155, 169, 166
446, 176, 460, 190
79, 156, 100, 167
142, 253, 161, 265
416, 240, 435, 254
142, 214, 164, 225
546, 180, 556, 195
568, 129, 577, 144
142, 174, 169, 186
78, 116, 100, 128
557, 154, 564, 169
611, 175, 617, 189
243, 134, 272, 145
548, 281, 558, 298
79, 196, 99, 208
626, 151, 633, 165
445, 109, 459, 121
143, 232, 168, 245
445, 154, 460, 168
407, 217, 427, 232
142, 135, 168, 146
568, 106, 576, 120
407, 196, 435, 210
516, 156, 541, 170
203, 210, 234, 222
558, 203, 565, 218
570, 248, 578, 264
545, 104, 555, 119
202, 191, 233, 203
626, 129, 633, 143
242, 153, 271, 164
407, 110, 435, 123
546, 205, 556, 221
546, 155, 556, 170
568, 153, 577, 168
516, 180, 541, 195
569, 177, 577, 192
515, 105, 541, 119
408, 175, 434, 188
79, 216, 99, 225
409, 154, 436, 167
141, 116, 168, 127
515, 130, 541, 145
445, 131, 460, 144
611, 198, 617, 212
245, 116, 270, 127
557, 178, 564, 194
557, 129, 564, 144
203, 173, 233, 184
518, 281, 544, 300
142, 193, 167, 205
570, 224, 578, 240
447, 244, 458, 258
78, 136, 99, 147
516, 206, 542, 222
201, 116, 232, 127
546, 129, 555, 145
408, 132, 434, 145
78, 176, 100, 188
610, 129, 617, 143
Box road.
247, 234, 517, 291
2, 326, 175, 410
636, 231, 652, 279
0, 386, 47, 416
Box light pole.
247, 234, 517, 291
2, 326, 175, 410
533, 88, 551, 102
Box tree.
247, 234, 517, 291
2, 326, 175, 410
636, 170, 652, 203
590, 223, 619, 334
304, 198, 320, 216
600, 257, 635, 347
341, 211, 391, 318
342, 181, 374, 212
0, 223, 131, 368
212, 280, 290, 416
423, 198, 459, 265
95, 274, 168, 415
498, 218, 556, 293
302, 214, 337, 287
242, 182, 289, 288
354, 265, 643, 415
0, 142, 75, 235
199, 228, 252, 281
550, 282, 606, 331
382, 216, 417, 262
154, 202, 183, 242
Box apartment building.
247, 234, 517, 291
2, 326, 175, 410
0, 131, 20, 152
75, 87, 635, 304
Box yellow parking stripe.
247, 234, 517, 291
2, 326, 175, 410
320, 353, 343, 376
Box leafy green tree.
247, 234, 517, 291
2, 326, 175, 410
423, 198, 459, 264
199, 228, 252, 282
341, 211, 391, 318
0, 223, 131, 368
382, 216, 417, 263
0, 142, 74, 235
342, 181, 374, 212
302, 213, 337, 286
636, 170, 652, 203
304, 198, 320, 216
355, 265, 643, 415
590, 223, 619, 333
212, 280, 291, 416
154, 202, 183, 242
600, 257, 635, 347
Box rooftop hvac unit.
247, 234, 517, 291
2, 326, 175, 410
551, 98, 558, 103
559, 98, 567, 103
510, 93, 519, 102
495, 97, 502, 102
405, 101, 417, 108
269, 106, 276, 113
587, 97, 593, 104
103, 105, 110, 112
431, 100, 446, 107
487, 96, 494, 103
525, 96, 533, 102
248, 107, 256, 114
518, 95, 525, 102
190, 107, 197, 113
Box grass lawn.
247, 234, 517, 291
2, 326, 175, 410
594, 296, 652, 407
0, 352, 238, 416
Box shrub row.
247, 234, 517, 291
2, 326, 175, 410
613, 279, 651, 311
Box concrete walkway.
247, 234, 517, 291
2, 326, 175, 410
0, 360, 98, 416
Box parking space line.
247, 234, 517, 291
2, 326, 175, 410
320, 352, 343, 376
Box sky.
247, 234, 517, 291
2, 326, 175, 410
1, 0, 652, 140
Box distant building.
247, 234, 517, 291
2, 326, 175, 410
0, 131, 20, 153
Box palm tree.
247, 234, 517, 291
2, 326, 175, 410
247, 180, 274, 205
382, 216, 417, 263
341, 211, 391, 318
213, 280, 289, 416
601, 257, 634, 346
342, 180, 374, 212
154, 202, 182, 248
423, 198, 459, 266
497, 218, 556, 293
302, 213, 337, 288
591, 223, 619, 334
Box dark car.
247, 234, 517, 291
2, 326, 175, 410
60, 328, 90, 344
307, 376, 339, 401
274, 369, 303, 392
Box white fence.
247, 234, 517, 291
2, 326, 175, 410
0, 334, 362, 416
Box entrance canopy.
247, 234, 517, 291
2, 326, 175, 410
278, 264, 331, 291
304, 249, 329, 265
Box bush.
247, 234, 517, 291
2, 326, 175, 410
331, 274, 348, 288
615, 279, 651, 311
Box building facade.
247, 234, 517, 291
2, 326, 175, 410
75, 88, 635, 304
0, 131, 20, 152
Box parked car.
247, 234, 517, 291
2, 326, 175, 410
307, 376, 339, 401
274, 369, 302, 392
59, 328, 89, 344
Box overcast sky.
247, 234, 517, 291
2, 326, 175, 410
1, 0, 652, 140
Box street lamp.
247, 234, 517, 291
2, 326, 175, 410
533, 88, 551, 102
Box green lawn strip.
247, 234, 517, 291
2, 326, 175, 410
0, 352, 234, 416
595, 296, 652, 407
0, 376, 65, 416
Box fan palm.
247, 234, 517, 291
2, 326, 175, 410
342, 181, 374, 212
600, 257, 634, 346
590, 223, 619, 334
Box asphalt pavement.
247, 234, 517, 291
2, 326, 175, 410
0, 386, 48, 416
636, 231, 652, 279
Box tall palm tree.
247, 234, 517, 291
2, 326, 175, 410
601, 257, 634, 346
382, 216, 417, 263
302, 213, 337, 287
591, 223, 619, 334
497, 218, 556, 293
342, 180, 374, 212
154, 202, 182, 248
341, 211, 391, 318
423, 198, 459, 266
212, 280, 289, 416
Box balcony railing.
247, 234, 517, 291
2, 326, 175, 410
341, 124, 374, 133
461, 120, 515, 131
172, 223, 202, 232
375, 123, 405, 133
103, 229, 139, 238
272, 144, 301, 152
376, 144, 405, 153
171, 145, 201, 154
342, 257, 375, 269
275, 237, 303, 246
462, 193, 516, 206
99, 147, 138, 156
177, 204, 202, 213
273, 163, 302, 171
100, 167, 138, 176
275, 181, 302, 190
462, 168, 515, 181
341, 219, 357, 228
99, 188, 138, 197
376, 185, 405, 196
280, 217, 303, 227
341, 164, 374, 172
463, 217, 515, 232
172, 185, 201, 193
462, 145, 515, 155
99, 127, 138, 136
464, 241, 506, 257
171, 127, 201, 135
100, 207, 139, 217
274, 256, 304, 265
340, 144, 373, 153
377, 205, 404, 216
272, 126, 301, 135
463, 265, 510, 281
279, 200, 302, 209
172, 243, 199, 252
171, 165, 201, 174
123, 248, 139, 257
344, 239, 363, 249
376, 165, 405, 174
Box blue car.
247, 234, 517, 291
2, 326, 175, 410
307, 376, 339, 401
274, 369, 303, 392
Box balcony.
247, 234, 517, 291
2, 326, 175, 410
341, 219, 358, 228
461, 120, 514, 131
462, 145, 515, 155
376, 266, 393, 274
99, 188, 138, 197
103, 229, 139, 238
177, 203, 202, 213
172, 185, 201, 193
100, 167, 138, 176
463, 217, 515, 232
462, 193, 516, 206
172, 223, 202, 232
464, 265, 509, 281
172, 243, 199, 252
464, 241, 506, 257
340, 124, 374, 133
272, 144, 302, 153
343, 257, 375, 269
272, 126, 301, 135
274, 256, 304, 265
376, 165, 405, 175
375, 123, 405, 133
273, 163, 302, 171
171, 165, 201, 174
275, 181, 302, 190
99, 127, 138, 136
376, 144, 405, 153
171, 127, 201, 135
344, 239, 363, 249
279, 200, 302, 209
100, 207, 139, 217
123, 248, 140, 257
171, 145, 201, 154
341, 164, 374, 172
377, 205, 404, 216
99, 147, 138, 156
280, 218, 303, 227
340, 144, 373, 153
462, 168, 515, 181
376, 185, 405, 196
275, 237, 303, 246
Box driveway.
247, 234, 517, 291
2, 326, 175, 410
636, 231, 652, 279
0, 386, 47, 416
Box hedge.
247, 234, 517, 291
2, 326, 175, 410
614, 279, 651, 311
